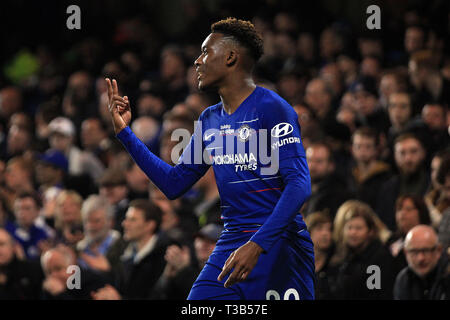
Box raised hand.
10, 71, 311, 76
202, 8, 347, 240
105, 78, 131, 134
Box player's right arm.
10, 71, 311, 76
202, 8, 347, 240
105, 78, 210, 200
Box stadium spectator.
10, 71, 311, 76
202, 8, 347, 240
1, 156, 34, 212
92, 199, 170, 300
304, 211, 335, 300
99, 168, 130, 234
387, 195, 431, 275
48, 116, 104, 184
328, 201, 395, 299
151, 223, 223, 300
394, 225, 449, 300
376, 133, 429, 230
386, 92, 414, 146
436, 155, 450, 253
53, 190, 84, 247
303, 142, 353, 219
425, 151, 450, 227
35, 149, 68, 195
349, 127, 391, 210
41, 245, 107, 300
0, 228, 44, 299
5, 192, 51, 260
304, 78, 338, 129
76, 195, 122, 275
80, 117, 111, 167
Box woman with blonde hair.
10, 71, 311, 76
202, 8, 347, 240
327, 200, 395, 299
333, 200, 391, 250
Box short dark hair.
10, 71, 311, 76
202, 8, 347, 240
395, 194, 431, 225
16, 191, 42, 209
129, 199, 162, 232
305, 211, 332, 232
352, 126, 378, 146
211, 17, 264, 62
394, 132, 424, 149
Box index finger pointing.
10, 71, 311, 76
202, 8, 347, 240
105, 78, 112, 99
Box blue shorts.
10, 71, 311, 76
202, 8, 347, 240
187, 230, 315, 300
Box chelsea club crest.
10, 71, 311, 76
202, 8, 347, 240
237, 124, 251, 142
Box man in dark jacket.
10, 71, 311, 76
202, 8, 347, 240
41, 245, 107, 300
349, 127, 392, 211
303, 142, 354, 219
92, 199, 169, 300
376, 133, 430, 230
150, 223, 223, 300
394, 225, 449, 300
0, 228, 44, 299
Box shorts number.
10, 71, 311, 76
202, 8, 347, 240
266, 288, 300, 300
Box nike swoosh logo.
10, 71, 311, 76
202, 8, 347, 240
204, 132, 215, 141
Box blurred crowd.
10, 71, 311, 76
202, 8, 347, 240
0, 0, 449, 300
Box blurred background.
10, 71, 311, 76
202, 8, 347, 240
0, 0, 449, 300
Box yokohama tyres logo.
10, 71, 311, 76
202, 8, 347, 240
271, 123, 293, 138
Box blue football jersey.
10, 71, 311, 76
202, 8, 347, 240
177, 86, 310, 251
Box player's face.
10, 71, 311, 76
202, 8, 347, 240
194, 33, 228, 91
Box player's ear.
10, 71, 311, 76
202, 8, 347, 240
226, 49, 237, 67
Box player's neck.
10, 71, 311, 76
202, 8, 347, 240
219, 76, 256, 115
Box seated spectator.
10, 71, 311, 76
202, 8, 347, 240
35, 149, 68, 194
425, 150, 450, 227
351, 76, 390, 135
76, 195, 122, 275
333, 200, 391, 254
376, 133, 430, 230
92, 199, 170, 300
0, 195, 13, 228
125, 158, 150, 200
407, 103, 449, 162
1, 156, 34, 213
151, 223, 223, 300
387, 195, 431, 275
53, 190, 84, 247
303, 142, 353, 219
149, 182, 198, 243
5, 192, 52, 260
47, 117, 104, 195
99, 167, 130, 234
386, 91, 413, 150
394, 225, 449, 300
436, 156, 450, 253
4, 124, 33, 160
304, 78, 339, 130
408, 50, 450, 113
304, 211, 335, 300
0, 228, 44, 299
80, 117, 111, 166
328, 201, 396, 299
41, 245, 107, 300
349, 127, 391, 210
